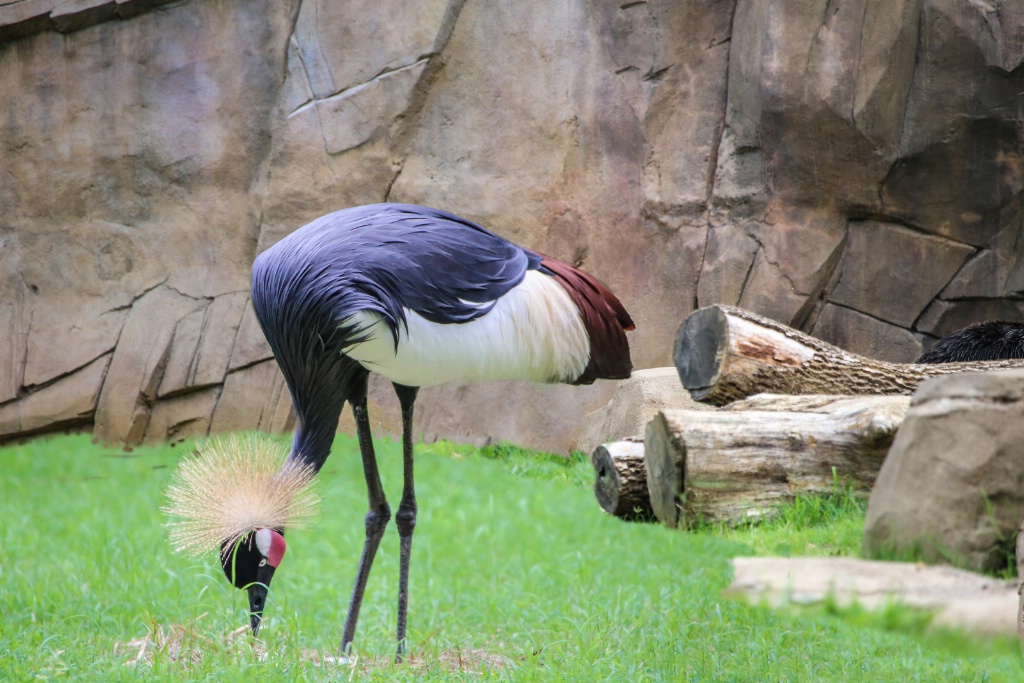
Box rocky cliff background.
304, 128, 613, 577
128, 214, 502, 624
2, 0, 1023, 452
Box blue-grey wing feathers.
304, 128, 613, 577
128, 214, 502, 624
252, 204, 542, 350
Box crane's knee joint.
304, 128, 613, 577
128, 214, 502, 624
396, 505, 417, 536
365, 503, 391, 535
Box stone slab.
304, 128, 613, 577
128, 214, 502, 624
144, 387, 221, 444
210, 360, 294, 436
726, 556, 1016, 637
0, 353, 108, 438
93, 287, 204, 447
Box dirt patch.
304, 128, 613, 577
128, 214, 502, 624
306, 648, 511, 673
114, 619, 215, 666
114, 617, 511, 673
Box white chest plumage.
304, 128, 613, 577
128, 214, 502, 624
340, 270, 591, 387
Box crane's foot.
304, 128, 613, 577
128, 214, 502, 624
394, 630, 409, 664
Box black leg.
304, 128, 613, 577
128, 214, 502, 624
340, 379, 391, 655
393, 383, 419, 661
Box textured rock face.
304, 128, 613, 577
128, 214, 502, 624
3, 0, 1024, 451
863, 370, 1024, 573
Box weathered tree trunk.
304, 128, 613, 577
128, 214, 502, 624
590, 439, 653, 521
643, 394, 910, 528
675, 305, 1024, 405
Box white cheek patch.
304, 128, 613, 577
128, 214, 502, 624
255, 527, 287, 567
255, 528, 273, 557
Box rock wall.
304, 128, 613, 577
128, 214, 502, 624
2, 0, 1024, 452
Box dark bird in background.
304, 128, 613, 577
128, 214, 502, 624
917, 321, 1024, 363
170, 203, 634, 658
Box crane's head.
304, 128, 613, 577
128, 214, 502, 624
220, 527, 287, 633
163, 435, 319, 636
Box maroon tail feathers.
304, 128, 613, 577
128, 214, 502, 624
539, 256, 634, 385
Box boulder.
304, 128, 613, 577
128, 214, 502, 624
863, 369, 1024, 573
575, 367, 712, 455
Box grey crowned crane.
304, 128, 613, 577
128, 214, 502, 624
166, 203, 634, 658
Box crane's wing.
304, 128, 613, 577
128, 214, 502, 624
329, 203, 539, 324
255, 204, 542, 346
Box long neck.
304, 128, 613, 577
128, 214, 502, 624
284, 358, 368, 474
290, 409, 342, 473
292, 413, 339, 473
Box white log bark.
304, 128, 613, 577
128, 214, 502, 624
644, 394, 909, 527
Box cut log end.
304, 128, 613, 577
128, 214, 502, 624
643, 414, 684, 528
591, 440, 655, 522
673, 306, 727, 401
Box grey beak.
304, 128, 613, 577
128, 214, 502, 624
246, 563, 276, 635
247, 583, 269, 635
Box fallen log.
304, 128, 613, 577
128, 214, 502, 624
643, 394, 910, 528
674, 305, 1024, 405
590, 439, 654, 521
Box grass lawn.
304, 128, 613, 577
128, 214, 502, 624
0, 432, 1021, 681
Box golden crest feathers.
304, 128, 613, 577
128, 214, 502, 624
163, 434, 320, 559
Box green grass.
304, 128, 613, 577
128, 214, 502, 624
700, 482, 870, 558
0, 433, 1021, 681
